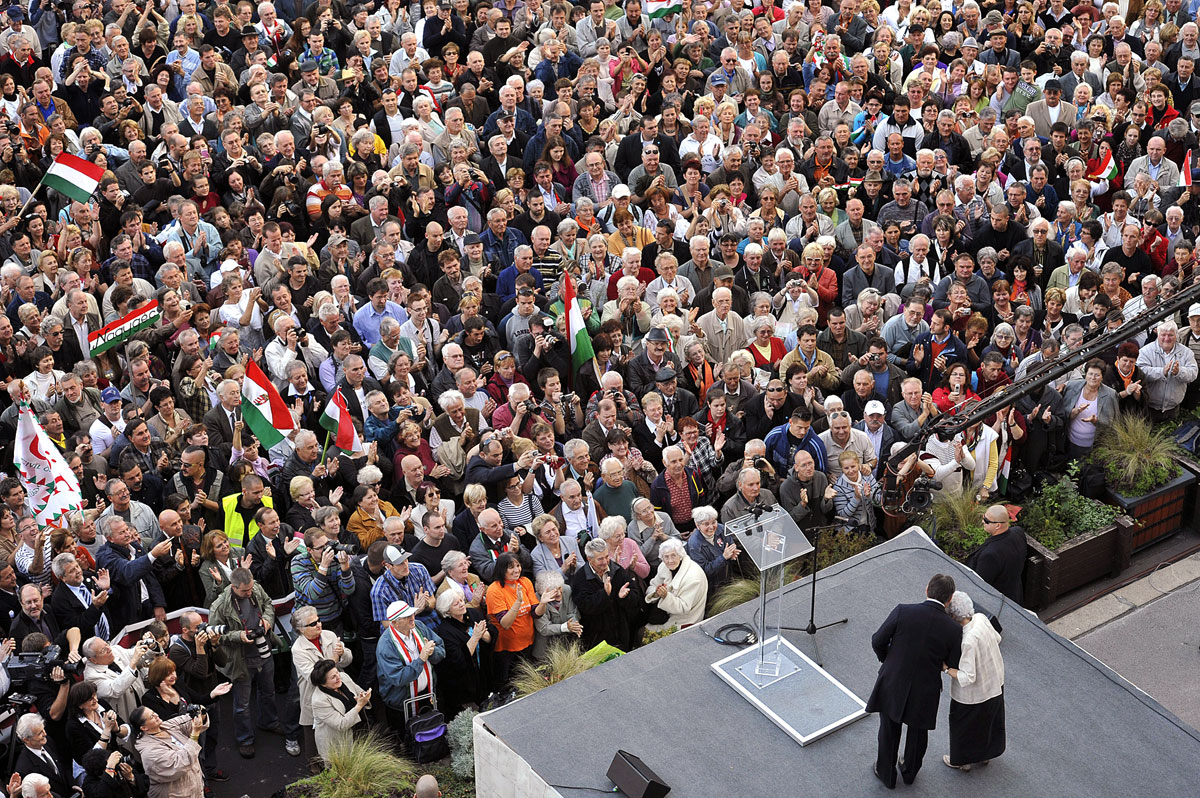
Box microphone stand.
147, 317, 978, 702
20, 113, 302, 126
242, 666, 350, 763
781, 521, 848, 667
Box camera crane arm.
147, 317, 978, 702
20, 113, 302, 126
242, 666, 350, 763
881, 275, 1200, 511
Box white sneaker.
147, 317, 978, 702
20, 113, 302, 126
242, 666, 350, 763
285, 740, 301, 757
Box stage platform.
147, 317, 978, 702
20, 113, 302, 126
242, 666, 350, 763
474, 528, 1200, 798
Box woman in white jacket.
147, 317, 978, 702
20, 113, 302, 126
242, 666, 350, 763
644, 538, 707, 631
309, 659, 371, 764
943, 591, 1006, 772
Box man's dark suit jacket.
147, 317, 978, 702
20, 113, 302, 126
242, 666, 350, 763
60, 313, 101, 364
16, 740, 72, 798
967, 526, 1028, 603
202, 403, 239, 447
866, 598, 963, 729
349, 213, 401, 250
50, 581, 109, 641
336, 377, 384, 423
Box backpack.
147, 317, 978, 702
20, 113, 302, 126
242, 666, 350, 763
405, 704, 449, 763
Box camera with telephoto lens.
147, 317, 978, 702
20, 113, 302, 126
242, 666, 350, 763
523, 399, 540, 414
542, 332, 562, 348
754, 457, 770, 470
245, 627, 272, 660
195, 623, 227, 636
331, 543, 357, 554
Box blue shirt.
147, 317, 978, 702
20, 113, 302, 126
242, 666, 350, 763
480, 226, 528, 272
353, 301, 408, 346
369, 564, 438, 630
165, 48, 201, 97
496, 264, 544, 301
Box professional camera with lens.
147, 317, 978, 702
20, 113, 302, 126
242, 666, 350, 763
397, 404, 425, 419
7, 645, 86, 685
245, 628, 272, 661
541, 332, 562, 348
331, 543, 357, 555
180, 702, 207, 718
523, 399, 540, 414
195, 623, 228, 636
754, 457, 770, 470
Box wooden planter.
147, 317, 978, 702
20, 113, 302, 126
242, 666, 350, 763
1021, 516, 1136, 611
1173, 454, 1200, 531
1106, 467, 1198, 551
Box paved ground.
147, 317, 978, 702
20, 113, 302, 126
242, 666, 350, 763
1055, 550, 1200, 731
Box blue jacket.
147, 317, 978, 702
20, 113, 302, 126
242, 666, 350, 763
95, 541, 167, 634
496, 264, 544, 301
905, 330, 968, 390
764, 422, 828, 473
533, 52, 582, 89
376, 620, 446, 709
480, 226, 528, 272
685, 523, 734, 583
650, 467, 709, 518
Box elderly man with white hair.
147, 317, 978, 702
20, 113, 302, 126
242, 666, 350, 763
13, 715, 71, 798
81, 635, 152, 723
570, 537, 643, 650
265, 313, 327, 383
1137, 320, 1200, 423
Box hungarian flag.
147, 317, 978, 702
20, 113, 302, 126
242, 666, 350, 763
44, 153, 104, 203
1095, 149, 1119, 181
15, 402, 82, 530
1180, 150, 1193, 188
646, 0, 682, 17
563, 272, 594, 383
89, 301, 160, 356
241, 360, 295, 449
320, 388, 362, 453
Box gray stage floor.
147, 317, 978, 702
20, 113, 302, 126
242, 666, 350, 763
480, 530, 1200, 797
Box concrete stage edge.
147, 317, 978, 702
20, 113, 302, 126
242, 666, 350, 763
473, 527, 1200, 798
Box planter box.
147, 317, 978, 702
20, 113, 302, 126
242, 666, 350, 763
1106, 467, 1198, 551
1021, 516, 1136, 611
1173, 454, 1200, 531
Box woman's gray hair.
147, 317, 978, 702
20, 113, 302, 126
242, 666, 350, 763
991, 322, 1015, 343
948, 590, 974, 621
292, 605, 319, 626
434, 585, 463, 616
313, 505, 340, 527
535, 569, 565, 594
584, 538, 608, 559
598, 515, 626, 540
659, 537, 686, 560
441, 549, 469, 572
748, 315, 775, 334
557, 218, 579, 235
631, 497, 654, 517
357, 465, 383, 485
856, 287, 882, 306
692, 505, 718, 524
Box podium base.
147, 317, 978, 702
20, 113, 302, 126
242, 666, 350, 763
712, 635, 867, 746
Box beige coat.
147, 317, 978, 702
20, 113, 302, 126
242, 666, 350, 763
644, 555, 707, 631
311, 670, 367, 762
135, 715, 204, 798
697, 308, 749, 369
294, 630, 354, 727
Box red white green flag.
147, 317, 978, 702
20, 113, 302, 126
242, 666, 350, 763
44, 152, 104, 203
88, 301, 160, 356
15, 402, 82, 530
1179, 150, 1193, 188
1095, 149, 1119, 181
563, 272, 594, 379
320, 388, 362, 453
241, 360, 295, 449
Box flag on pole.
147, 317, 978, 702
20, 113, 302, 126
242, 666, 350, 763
15, 403, 82, 530
240, 360, 295, 449
646, 0, 683, 17
88, 301, 161, 356
1180, 150, 1193, 188
320, 388, 362, 453
1095, 149, 1119, 181
43, 153, 104, 204
563, 272, 594, 380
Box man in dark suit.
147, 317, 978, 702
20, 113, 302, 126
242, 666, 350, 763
14, 714, 73, 798
60, 290, 100, 363
613, 116, 682, 181
349, 198, 402, 251
49, 555, 112, 642
10, 584, 79, 652
866, 573, 962, 789
967, 506, 1028, 603
94, 516, 171, 632
202, 378, 243, 447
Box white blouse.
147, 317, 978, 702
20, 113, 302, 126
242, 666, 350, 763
951, 613, 1005, 705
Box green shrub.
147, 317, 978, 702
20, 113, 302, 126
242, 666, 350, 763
287, 730, 418, 798
932, 491, 988, 561
1019, 462, 1120, 549
446, 709, 477, 781
1093, 413, 1181, 496
511, 641, 599, 698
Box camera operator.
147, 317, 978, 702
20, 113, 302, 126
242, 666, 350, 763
290, 527, 356, 635
80, 636, 149, 723
534, 368, 583, 439
80, 746, 146, 798
49, 554, 111, 642
207, 568, 300, 759
168, 612, 230, 784
11, 634, 72, 740
13, 713, 74, 798
517, 314, 570, 385
489, 382, 550, 440
717, 439, 779, 499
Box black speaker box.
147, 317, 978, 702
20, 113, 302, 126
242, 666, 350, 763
606, 749, 671, 798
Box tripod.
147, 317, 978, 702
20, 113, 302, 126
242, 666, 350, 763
781, 522, 848, 667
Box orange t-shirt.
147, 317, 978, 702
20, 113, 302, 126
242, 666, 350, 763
486, 577, 538, 652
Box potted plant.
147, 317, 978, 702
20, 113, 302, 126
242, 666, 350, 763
930, 491, 988, 562
1017, 464, 1133, 610
1093, 414, 1197, 549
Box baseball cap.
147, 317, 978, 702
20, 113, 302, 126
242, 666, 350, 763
612, 184, 632, 198
385, 600, 417, 620
327, 233, 349, 247
101, 387, 122, 403
1044, 79, 1062, 92
1189, 304, 1200, 318
710, 72, 728, 86
6, 6, 24, 18
713, 265, 735, 280
383, 545, 411, 565
864, 400, 887, 416
497, 109, 515, 121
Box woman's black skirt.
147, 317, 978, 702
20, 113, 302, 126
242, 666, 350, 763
948, 690, 1006, 766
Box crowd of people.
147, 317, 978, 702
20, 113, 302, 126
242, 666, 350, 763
0, 0, 1198, 793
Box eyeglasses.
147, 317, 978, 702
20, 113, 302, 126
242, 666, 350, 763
300, 620, 322, 628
